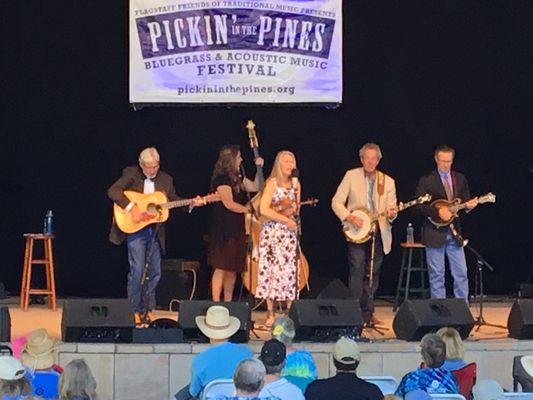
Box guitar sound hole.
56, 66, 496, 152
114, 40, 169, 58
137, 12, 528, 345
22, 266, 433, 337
146, 204, 158, 215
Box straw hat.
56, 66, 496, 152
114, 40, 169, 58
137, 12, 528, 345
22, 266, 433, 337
21, 328, 57, 370
195, 306, 241, 340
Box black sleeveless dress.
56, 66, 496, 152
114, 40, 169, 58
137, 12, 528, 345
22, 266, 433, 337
207, 173, 247, 272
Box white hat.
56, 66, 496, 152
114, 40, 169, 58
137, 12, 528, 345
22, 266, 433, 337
195, 306, 241, 340
333, 336, 361, 365
0, 356, 26, 380
521, 356, 533, 377
21, 328, 57, 371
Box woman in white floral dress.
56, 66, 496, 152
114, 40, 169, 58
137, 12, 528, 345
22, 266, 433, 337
256, 151, 300, 327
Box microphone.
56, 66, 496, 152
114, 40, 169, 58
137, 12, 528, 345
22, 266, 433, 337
290, 168, 300, 191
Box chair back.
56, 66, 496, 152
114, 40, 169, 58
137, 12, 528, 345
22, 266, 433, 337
201, 378, 236, 400
361, 376, 398, 394
430, 394, 466, 400
451, 362, 477, 400
503, 393, 533, 399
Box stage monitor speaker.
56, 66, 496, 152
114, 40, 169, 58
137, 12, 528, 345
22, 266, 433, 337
317, 279, 353, 300
288, 299, 362, 342
178, 301, 251, 343
61, 299, 135, 343
508, 299, 533, 339
393, 299, 474, 341
0, 307, 10, 342
132, 319, 184, 343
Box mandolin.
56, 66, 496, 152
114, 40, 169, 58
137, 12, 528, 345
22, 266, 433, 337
428, 192, 496, 228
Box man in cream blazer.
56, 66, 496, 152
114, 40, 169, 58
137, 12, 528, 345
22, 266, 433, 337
331, 143, 397, 325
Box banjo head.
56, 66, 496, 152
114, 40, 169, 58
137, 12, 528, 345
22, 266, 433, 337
343, 209, 373, 243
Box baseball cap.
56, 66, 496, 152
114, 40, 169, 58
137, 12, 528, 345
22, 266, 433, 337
260, 339, 286, 367
333, 336, 361, 365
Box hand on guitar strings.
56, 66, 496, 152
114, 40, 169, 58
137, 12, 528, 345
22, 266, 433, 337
130, 205, 154, 223
346, 214, 364, 228
438, 207, 453, 222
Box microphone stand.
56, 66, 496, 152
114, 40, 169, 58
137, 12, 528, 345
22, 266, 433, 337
466, 244, 506, 331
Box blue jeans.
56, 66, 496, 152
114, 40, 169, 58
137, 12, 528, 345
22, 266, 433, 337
425, 233, 469, 300
126, 226, 161, 312
347, 233, 384, 320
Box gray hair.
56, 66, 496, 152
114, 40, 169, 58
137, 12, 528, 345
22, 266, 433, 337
271, 316, 296, 345
358, 143, 382, 160
138, 147, 160, 165
233, 358, 266, 394
58, 359, 97, 400
420, 333, 446, 368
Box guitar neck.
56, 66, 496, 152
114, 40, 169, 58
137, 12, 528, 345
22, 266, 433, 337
161, 198, 194, 210
398, 199, 419, 211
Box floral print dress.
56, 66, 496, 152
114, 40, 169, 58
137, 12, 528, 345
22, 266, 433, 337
256, 185, 298, 301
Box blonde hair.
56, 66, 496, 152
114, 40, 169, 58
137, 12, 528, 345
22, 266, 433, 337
436, 327, 465, 360
58, 359, 97, 400
267, 150, 297, 182
138, 147, 160, 165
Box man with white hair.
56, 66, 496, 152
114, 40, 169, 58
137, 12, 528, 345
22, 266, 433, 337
108, 147, 187, 325
332, 143, 397, 326
224, 358, 282, 400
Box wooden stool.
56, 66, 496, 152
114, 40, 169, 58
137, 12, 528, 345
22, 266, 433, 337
393, 242, 429, 311
20, 234, 57, 311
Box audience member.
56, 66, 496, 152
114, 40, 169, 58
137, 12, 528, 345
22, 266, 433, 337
436, 327, 467, 371
270, 317, 317, 392
174, 306, 253, 400
0, 355, 33, 399
259, 340, 304, 400
221, 358, 281, 400
20, 329, 60, 400
304, 336, 383, 400
58, 359, 97, 400
395, 333, 459, 397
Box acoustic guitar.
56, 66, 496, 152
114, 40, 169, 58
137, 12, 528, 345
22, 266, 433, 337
113, 191, 219, 234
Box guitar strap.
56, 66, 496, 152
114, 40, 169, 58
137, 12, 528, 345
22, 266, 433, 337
377, 171, 385, 197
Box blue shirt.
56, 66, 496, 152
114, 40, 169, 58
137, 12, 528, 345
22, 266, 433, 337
395, 367, 459, 397
189, 342, 253, 397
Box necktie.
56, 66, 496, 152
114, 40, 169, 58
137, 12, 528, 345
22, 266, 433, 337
443, 175, 453, 201
368, 178, 376, 212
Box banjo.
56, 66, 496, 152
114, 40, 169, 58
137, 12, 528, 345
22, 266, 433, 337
342, 194, 432, 243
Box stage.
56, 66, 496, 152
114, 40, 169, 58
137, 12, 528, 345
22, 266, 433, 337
2, 297, 532, 400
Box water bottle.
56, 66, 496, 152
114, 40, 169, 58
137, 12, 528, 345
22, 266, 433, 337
406, 222, 414, 244
43, 210, 54, 235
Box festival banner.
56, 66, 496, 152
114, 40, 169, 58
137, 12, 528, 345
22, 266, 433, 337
129, 0, 342, 104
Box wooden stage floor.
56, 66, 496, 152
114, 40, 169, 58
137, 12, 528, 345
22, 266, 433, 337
2, 297, 513, 342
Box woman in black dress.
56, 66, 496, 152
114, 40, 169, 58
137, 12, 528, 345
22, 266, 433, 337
208, 145, 263, 301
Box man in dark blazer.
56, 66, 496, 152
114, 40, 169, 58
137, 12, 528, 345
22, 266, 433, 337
415, 145, 478, 300
108, 147, 182, 324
